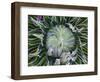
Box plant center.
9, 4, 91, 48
46, 25, 75, 58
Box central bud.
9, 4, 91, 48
46, 25, 75, 58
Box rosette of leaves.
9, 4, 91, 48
28, 15, 88, 66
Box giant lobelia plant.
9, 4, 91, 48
28, 15, 88, 66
